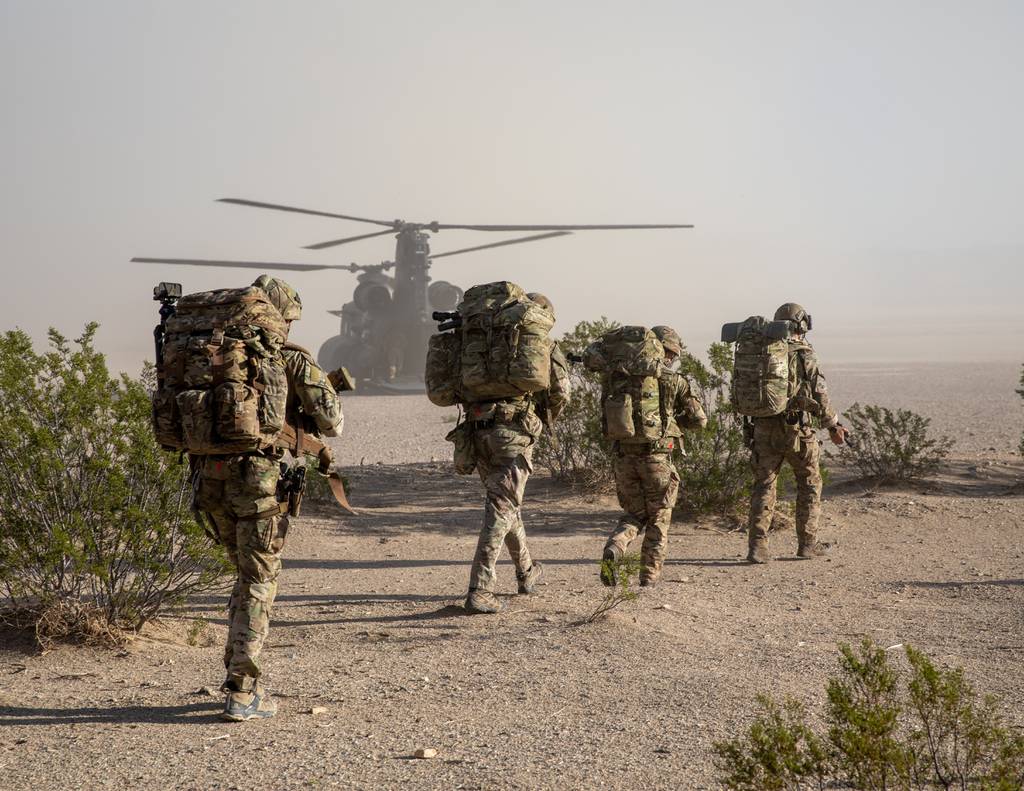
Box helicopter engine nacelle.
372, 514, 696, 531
427, 280, 463, 312
353, 281, 393, 311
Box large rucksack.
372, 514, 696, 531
726, 315, 793, 417
424, 281, 554, 406
152, 286, 290, 454
584, 326, 665, 443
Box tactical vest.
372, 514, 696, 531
152, 287, 289, 454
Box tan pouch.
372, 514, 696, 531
445, 422, 477, 475
604, 392, 635, 440
176, 389, 214, 452
215, 382, 261, 443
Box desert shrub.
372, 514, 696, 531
0, 324, 230, 646
581, 552, 642, 624
675, 342, 752, 517
535, 317, 619, 488
714, 640, 1024, 790
839, 403, 954, 483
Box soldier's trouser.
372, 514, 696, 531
605, 449, 680, 580
747, 418, 822, 548
467, 422, 536, 593
195, 454, 287, 689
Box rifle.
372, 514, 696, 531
276, 420, 356, 514
152, 282, 182, 375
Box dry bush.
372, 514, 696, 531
840, 403, 954, 483
715, 640, 1024, 790
0, 324, 230, 646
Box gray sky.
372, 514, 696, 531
2, 0, 1021, 372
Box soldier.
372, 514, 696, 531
462, 291, 571, 614
600, 326, 707, 588
746, 303, 847, 564
194, 275, 343, 721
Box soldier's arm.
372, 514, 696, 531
544, 344, 572, 425
289, 352, 345, 437
800, 349, 838, 429
675, 374, 707, 430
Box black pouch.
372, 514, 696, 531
445, 422, 477, 475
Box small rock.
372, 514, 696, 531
655, 604, 673, 611
414, 748, 438, 759
198, 686, 218, 697
309, 706, 328, 716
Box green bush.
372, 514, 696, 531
535, 317, 619, 488
715, 640, 1024, 790
839, 403, 954, 483
0, 324, 230, 646
676, 342, 752, 517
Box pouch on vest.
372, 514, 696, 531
425, 331, 461, 407
445, 422, 477, 475
604, 392, 635, 440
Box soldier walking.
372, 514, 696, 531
744, 303, 846, 563
191, 276, 343, 720
588, 326, 706, 587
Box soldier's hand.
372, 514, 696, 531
828, 424, 848, 446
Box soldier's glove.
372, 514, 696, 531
828, 424, 849, 446
328, 366, 356, 393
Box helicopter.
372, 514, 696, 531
134, 198, 693, 393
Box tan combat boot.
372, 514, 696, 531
464, 589, 505, 614
797, 540, 832, 559
221, 680, 277, 722
516, 561, 544, 594
747, 540, 771, 564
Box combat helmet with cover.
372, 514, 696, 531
151, 277, 290, 454
424, 282, 555, 406
583, 326, 666, 443
651, 325, 683, 357
254, 274, 303, 321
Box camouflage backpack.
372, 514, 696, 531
426, 281, 554, 406
727, 315, 793, 417
151, 286, 290, 454
584, 326, 665, 443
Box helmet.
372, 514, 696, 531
773, 302, 812, 333
651, 325, 683, 356
527, 292, 555, 318
253, 275, 303, 321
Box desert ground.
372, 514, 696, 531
1, 361, 1022, 791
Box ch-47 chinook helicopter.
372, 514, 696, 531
134, 198, 693, 393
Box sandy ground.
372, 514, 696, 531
1, 361, 1022, 790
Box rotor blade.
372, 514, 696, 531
433, 223, 693, 231
217, 198, 397, 228
132, 257, 362, 272
429, 231, 573, 260
303, 227, 398, 251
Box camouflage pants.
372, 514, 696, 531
466, 419, 538, 594
194, 454, 287, 690
747, 417, 822, 548
605, 448, 680, 581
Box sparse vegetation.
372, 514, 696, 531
839, 403, 954, 483
536, 317, 619, 489
185, 616, 209, 647
0, 324, 230, 647
676, 342, 752, 518
582, 552, 642, 624
1017, 364, 1023, 456
715, 640, 1024, 790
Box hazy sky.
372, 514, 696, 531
2, 0, 1021, 372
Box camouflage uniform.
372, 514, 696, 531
747, 337, 837, 559
605, 358, 706, 584
465, 344, 570, 606
194, 280, 342, 698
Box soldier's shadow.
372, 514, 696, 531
0, 700, 219, 726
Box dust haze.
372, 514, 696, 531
2, 1, 1021, 371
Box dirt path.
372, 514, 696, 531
2, 458, 1023, 790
